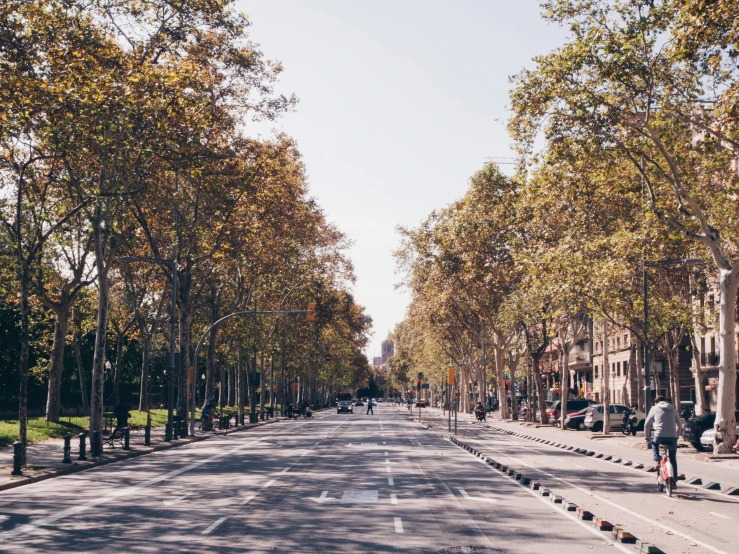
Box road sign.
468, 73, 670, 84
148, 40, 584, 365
448, 368, 455, 385
422, 383, 429, 389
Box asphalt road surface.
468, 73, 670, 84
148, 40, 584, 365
0, 404, 688, 553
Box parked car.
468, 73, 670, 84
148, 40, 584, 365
337, 401, 353, 414
550, 399, 596, 425
354, 400, 364, 407
584, 404, 633, 432
684, 410, 739, 451
700, 421, 739, 450
564, 407, 592, 430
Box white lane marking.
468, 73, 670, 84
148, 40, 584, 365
394, 517, 404, 534
301, 450, 310, 456
475, 440, 727, 554
202, 516, 228, 535
262, 480, 275, 488
0, 437, 267, 540
385, 451, 388, 456
314, 442, 320, 446
453, 441, 633, 554
309, 491, 333, 504
596, 473, 609, 477
391, 493, 398, 505
459, 489, 498, 503
709, 512, 731, 520
388, 478, 394, 486
385, 459, 390, 464
574, 464, 585, 469
386, 466, 392, 473
163, 493, 190, 506
240, 495, 256, 506
279, 467, 291, 474
383, 442, 386, 445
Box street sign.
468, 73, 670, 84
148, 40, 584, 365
448, 368, 455, 385
422, 383, 429, 389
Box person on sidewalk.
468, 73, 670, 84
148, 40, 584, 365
366, 398, 374, 415
114, 398, 130, 430
644, 396, 682, 482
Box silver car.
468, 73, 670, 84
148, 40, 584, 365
583, 404, 632, 432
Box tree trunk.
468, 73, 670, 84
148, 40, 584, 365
259, 353, 266, 414
18, 262, 30, 466
177, 296, 192, 425
228, 364, 235, 407
602, 320, 611, 434
73, 320, 89, 414
494, 341, 508, 419
139, 339, 149, 411
714, 269, 738, 454
510, 360, 519, 420
636, 337, 644, 411
270, 356, 275, 410
237, 351, 245, 422
532, 357, 548, 424
689, 334, 707, 416
561, 345, 570, 430
203, 327, 218, 408
46, 304, 70, 423
112, 332, 123, 407
89, 266, 111, 455
218, 356, 225, 408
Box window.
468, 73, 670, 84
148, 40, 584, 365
612, 362, 616, 375
623, 361, 628, 375
710, 336, 716, 356
624, 334, 628, 346
617, 362, 621, 377
594, 365, 598, 378
617, 337, 621, 348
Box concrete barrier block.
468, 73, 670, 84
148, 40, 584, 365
614, 529, 637, 544
550, 494, 563, 504
540, 488, 550, 496
594, 453, 603, 458
520, 477, 530, 485
586, 451, 595, 456
514, 472, 522, 480
622, 460, 632, 466
644, 465, 657, 472
677, 473, 685, 481
704, 482, 721, 490
529, 481, 540, 490
612, 458, 622, 463
635, 543, 665, 554
564, 501, 577, 511
686, 477, 702, 485
593, 518, 613, 531
633, 463, 644, 469
722, 487, 739, 496
576, 508, 593, 521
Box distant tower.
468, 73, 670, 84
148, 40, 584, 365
381, 339, 395, 365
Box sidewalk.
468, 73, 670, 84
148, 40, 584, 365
0, 416, 285, 492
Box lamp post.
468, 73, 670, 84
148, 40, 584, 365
643, 258, 703, 413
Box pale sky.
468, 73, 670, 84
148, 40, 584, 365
238, 0, 568, 358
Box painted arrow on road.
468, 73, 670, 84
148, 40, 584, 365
163, 493, 190, 506
459, 489, 498, 503
309, 491, 334, 504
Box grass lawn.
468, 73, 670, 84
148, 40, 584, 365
0, 405, 271, 447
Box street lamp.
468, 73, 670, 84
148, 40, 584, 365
643, 258, 703, 413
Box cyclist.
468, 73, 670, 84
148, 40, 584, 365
644, 396, 682, 485
202, 398, 217, 426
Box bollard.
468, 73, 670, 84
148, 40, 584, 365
123, 427, 130, 450
63, 435, 72, 463
181, 419, 188, 437
92, 430, 101, 457
11, 442, 23, 475
165, 422, 172, 441
144, 425, 151, 446
78, 432, 87, 461
173, 421, 179, 440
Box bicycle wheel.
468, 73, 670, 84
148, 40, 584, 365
666, 479, 673, 497
193, 420, 205, 435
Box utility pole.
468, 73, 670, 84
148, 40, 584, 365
166, 170, 179, 441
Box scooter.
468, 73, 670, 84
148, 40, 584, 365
475, 407, 486, 422
621, 411, 638, 436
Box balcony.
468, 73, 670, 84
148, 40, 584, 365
701, 352, 720, 366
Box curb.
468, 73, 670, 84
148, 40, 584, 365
0, 417, 285, 493
486, 423, 739, 498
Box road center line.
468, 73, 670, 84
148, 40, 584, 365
240, 495, 256, 506
262, 480, 275, 488
394, 517, 403, 533
709, 511, 731, 520
279, 467, 291, 474
202, 516, 228, 535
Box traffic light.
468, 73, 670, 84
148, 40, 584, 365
307, 303, 316, 321
505, 379, 509, 393
417, 379, 421, 388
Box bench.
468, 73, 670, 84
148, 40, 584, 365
103, 426, 125, 448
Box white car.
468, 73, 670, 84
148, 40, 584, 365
584, 404, 641, 432
700, 425, 739, 450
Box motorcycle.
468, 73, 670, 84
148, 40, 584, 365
622, 411, 638, 436
475, 407, 486, 422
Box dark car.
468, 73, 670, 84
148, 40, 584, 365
354, 401, 364, 407
564, 407, 592, 430
337, 401, 354, 414
683, 410, 739, 451
550, 399, 596, 424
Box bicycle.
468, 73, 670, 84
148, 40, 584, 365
656, 444, 676, 497
193, 411, 222, 435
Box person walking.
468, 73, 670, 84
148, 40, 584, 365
644, 396, 683, 484
366, 398, 374, 415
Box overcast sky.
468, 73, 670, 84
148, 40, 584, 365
238, 0, 568, 359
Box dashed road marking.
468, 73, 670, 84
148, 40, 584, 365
386, 466, 391, 473
279, 467, 291, 474
388, 478, 394, 486
394, 517, 403, 533
391, 493, 398, 505
202, 516, 228, 535
240, 495, 256, 506
709, 512, 731, 520
262, 480, 275, 488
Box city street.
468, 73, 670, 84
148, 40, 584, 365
0, 404, 655, 554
